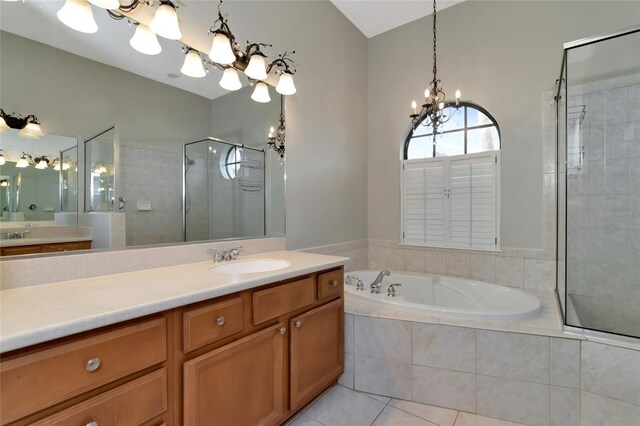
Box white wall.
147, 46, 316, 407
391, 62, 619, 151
367, 0, 640, 250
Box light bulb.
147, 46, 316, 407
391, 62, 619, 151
219, 67, 242, 91
130, 24, 161, 55
411, 100, 417, 114
251, 82, 271, 103
35, 159, 48, 170
268, 126, 275, 138
57, 0, 98, 34
209, 32, 236, 65
0, 117, 7, 133
438, 102, 445, 110
181, 49, 206, 78
276, 72, 296, 95
244, 53, 267, 80
424, 89, 430, 99
18, 122, 44, 139
87, 0, 119, 10
149, 1, 182, 40
16, 157, 29, 168
54, 163, 61, 171
455, 89, 461, 99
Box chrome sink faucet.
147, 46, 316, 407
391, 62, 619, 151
370, 270, 390, 294
207, 246, 243, 263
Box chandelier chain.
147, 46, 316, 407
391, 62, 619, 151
432, 0, 437, 84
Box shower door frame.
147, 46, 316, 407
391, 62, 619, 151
556, 24, 640, 339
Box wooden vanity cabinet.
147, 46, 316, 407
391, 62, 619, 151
0, 266, 344, 426
0, 241, 92, 257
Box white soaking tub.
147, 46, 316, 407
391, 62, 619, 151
345, 270, 542, 321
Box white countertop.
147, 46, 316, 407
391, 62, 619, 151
0, 251, 347, 353
0, 236, 92, 247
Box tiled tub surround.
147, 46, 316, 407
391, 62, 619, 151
341, 305, 640, 426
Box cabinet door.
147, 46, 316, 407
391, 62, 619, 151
0, 245, 43, 256
183, 323, 285, 426
290, 299, 344, 410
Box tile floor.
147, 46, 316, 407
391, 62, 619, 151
286, 385, 527, 426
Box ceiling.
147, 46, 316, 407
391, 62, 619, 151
330, 0, 466, 38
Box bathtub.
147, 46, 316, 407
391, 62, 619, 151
344, 270, 542, 321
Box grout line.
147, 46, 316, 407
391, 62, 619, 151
367, 394, 392, 426
386, 400, 453, 426
453, 411, 461, 425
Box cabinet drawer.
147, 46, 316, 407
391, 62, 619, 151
183, 297, 244, 353
0, 318, 167, 424
252, 277, 315, 325
32, 368, 167, 426
317, 269, 343, 302
43, 242, 90, 252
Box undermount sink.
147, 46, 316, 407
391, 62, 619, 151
210, 259, 291, 274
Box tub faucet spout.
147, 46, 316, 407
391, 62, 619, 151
371, 270, 390, 294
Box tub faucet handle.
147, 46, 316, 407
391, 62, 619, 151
347, 275, 364, 291
387, 283, 402, 297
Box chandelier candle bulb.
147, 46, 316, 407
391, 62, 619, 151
269, 126, 275, 138
57, 0, 98, 34
412, 100, 417, 115
455, 89, 461, 105
130, 24, 162, 55
149, 1, 182, 40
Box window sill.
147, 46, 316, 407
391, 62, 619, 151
399, 242, 503, 254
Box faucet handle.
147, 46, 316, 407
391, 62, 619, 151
387, 283, 402, 297
207, 248, 222, 262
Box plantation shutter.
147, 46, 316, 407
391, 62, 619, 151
402, 159, 446, 246
401, 151, 499, 250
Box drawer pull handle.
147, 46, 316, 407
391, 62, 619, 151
216, 316, 225, 327
278, 327, 286, 335
294, 320, 302, 328
85, 358, 101, 372
86, 421, 98, 426
330, 280, 338, 287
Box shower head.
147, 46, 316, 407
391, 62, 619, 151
185, 156, 196, 166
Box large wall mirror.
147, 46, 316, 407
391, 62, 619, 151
0, 1, 286, 256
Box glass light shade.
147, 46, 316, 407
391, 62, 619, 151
244, 54, 267, 80
0, 117, 8, 133
57, 0, 98, 34
251, 82, 271, 103
276, 72, 297, 95
87, 0, 119, 10
181, 49, 206, 78
130, 24, 161, 55
18, 122, 44, 139
219, 67, 242, 91
149, 2, 182, 40
209, 33, 235, 65
0, 154, 5, 165
35, 159, 48, 170
16, 157, 29, 168
53, 163, 61, 171
0, 181, 8, 187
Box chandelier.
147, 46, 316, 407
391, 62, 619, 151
52, 0, 297, 102
410, 0, 461, 146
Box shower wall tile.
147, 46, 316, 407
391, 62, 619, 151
630, 85, 640, 122
550, 338, 580, 389
589, 228, 628, 266
468, 254, 496, 283
524, 258, 555, 291
446, 252, 470, 278
604, 87, 629, 125
589, 125, 605, 161
581, 341, 640, 405
581, 391, 640, 426
476, 330, 549, 384
476, 375, 549, 426
424, 250, 447, 274
404, 249, 426, 273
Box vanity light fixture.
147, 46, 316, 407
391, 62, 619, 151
251, 82, 271, 103
181, 48, 206, 78
149, 0, 182, 40
409, 0, 462, 145
57, 0, 99, 34
130, 23, 162, 55
0, 109, 45, 138
34, 156, 50, 170
87, 0, 120, 10
267, 101, 286, 158
15, 154, 30, 168
219, 67, 242, 91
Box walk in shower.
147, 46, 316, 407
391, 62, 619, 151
556, 26, 640, 338
183, 138, 268, 242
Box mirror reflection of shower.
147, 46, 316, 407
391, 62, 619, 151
183, 138, 267, 242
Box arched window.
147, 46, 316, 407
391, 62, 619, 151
221, 146, 243, 179
401, 102, 501, 251
404, 102, 500, 159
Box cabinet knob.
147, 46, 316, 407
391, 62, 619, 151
294, 320, 302, 328
216, 316, 225, 327
330, 280, 338, 287
86, 422, 98, 426
278, 327, 286, 335
85, 358, 101, 373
